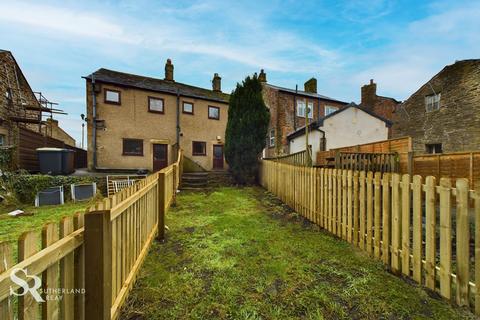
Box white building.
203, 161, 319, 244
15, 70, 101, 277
287, 103, 391, 163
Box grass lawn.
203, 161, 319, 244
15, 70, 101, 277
0, 201, 89, 244
121, 187, 473, 320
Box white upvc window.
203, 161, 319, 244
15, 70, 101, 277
297, 100, 313, 118
269, 129, 275, 147
307, 102, 313, 118
325, 105, 338, 116
425, 93, 441, 112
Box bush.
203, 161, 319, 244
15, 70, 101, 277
0, 146, 16, 172
225, 74, 270, 184
1, 172, 105, 205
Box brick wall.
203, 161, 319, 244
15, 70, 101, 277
392, 60, 480, 153
360, 79, 399, 122
263, 84, 346, 157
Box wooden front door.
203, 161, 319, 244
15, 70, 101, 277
213, 144, 224, 170
153, 144, 168, 172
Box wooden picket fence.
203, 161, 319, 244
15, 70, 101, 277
335, 152, 400, 173
265, 148, 311, 166
0, 150, 182, 320
259, 159, 480, 315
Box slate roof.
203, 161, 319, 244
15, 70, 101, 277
83, 68, 229, 104
266, 83, 348, 104
287, 102, 392, 140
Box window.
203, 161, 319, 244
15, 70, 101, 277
297, 100, 305, 117
0, 134, 5, 146
192, 141, 206, 156
122, 139, 143, 156
269, 129, 275, 147
425, 93, 441, 112
182, 101, 194, 114
104, 89, 121, 104
208, 106, 220, 120
148, 97, 164, 113
296, 100, 313, 118
325, 105, 338, 116
5, 89, 12, 101
426, 143, 442, 154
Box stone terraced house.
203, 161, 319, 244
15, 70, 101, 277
392, 59, 480, 153
84, 59, 229, 172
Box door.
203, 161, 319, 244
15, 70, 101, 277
213, 144, 224, 170
153, 144, 168, 172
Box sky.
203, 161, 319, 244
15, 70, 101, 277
1, 0, 479, 147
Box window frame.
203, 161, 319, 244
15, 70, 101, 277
425, 143, 442, 154
269, 129, 275, 147
122, 138, 144, 156
296, 100, 306, 117
148, 96, 165, 114
425, 93, 441, 112
325, 105, 338, 116
307, 101, 313, 119
208, 106, 220, 120
182, 101, 194, 115
104, 89, 121, 105
192, 141, 207, 156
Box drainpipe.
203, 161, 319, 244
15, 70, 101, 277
176, 89, 180, 151
293, 85, 298, 130
318, 96, 321, 122
91, 75, 97, 169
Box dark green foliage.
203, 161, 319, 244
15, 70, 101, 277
0, 146, 16, 172
225, 75, 270, 184
1, 172, 105, 204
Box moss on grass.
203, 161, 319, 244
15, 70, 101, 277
121, 187, 473, 320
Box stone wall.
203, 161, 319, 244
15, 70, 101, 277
0, 50, 41, 152
86, 81, 229, 171
42, 118, 76, 146
392, 60, 480, 153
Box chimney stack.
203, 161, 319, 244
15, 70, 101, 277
304, 77, 317, 93
361, 79, 377, 108
165, 59, 174, 82
258, 69, 267, 83
212, 73, 222, 92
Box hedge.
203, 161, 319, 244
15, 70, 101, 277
1, 172, 106, 205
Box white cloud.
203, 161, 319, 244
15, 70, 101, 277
0, 2, 141, 44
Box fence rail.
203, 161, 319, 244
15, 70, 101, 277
335, 152, 399, 173
0, 150, 182, 320
264, 148, 311, 166
259, 159, 480, 315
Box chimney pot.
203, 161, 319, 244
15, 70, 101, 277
165, 59, 174, 82
212, 73, 222, 92
258, 69, 267, 83
370, 79, 374, 84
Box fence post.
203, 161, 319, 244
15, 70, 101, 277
407, 151, 414, 176
157, 171, 166, 241
172, 164, 177, 206
84, 210, 112, 320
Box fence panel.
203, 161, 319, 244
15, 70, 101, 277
259, 159, 480, 315
0, 150, 183, 320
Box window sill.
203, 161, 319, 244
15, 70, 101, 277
122, 153, 144, 157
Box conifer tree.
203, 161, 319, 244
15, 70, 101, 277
225, 74, 270, 184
